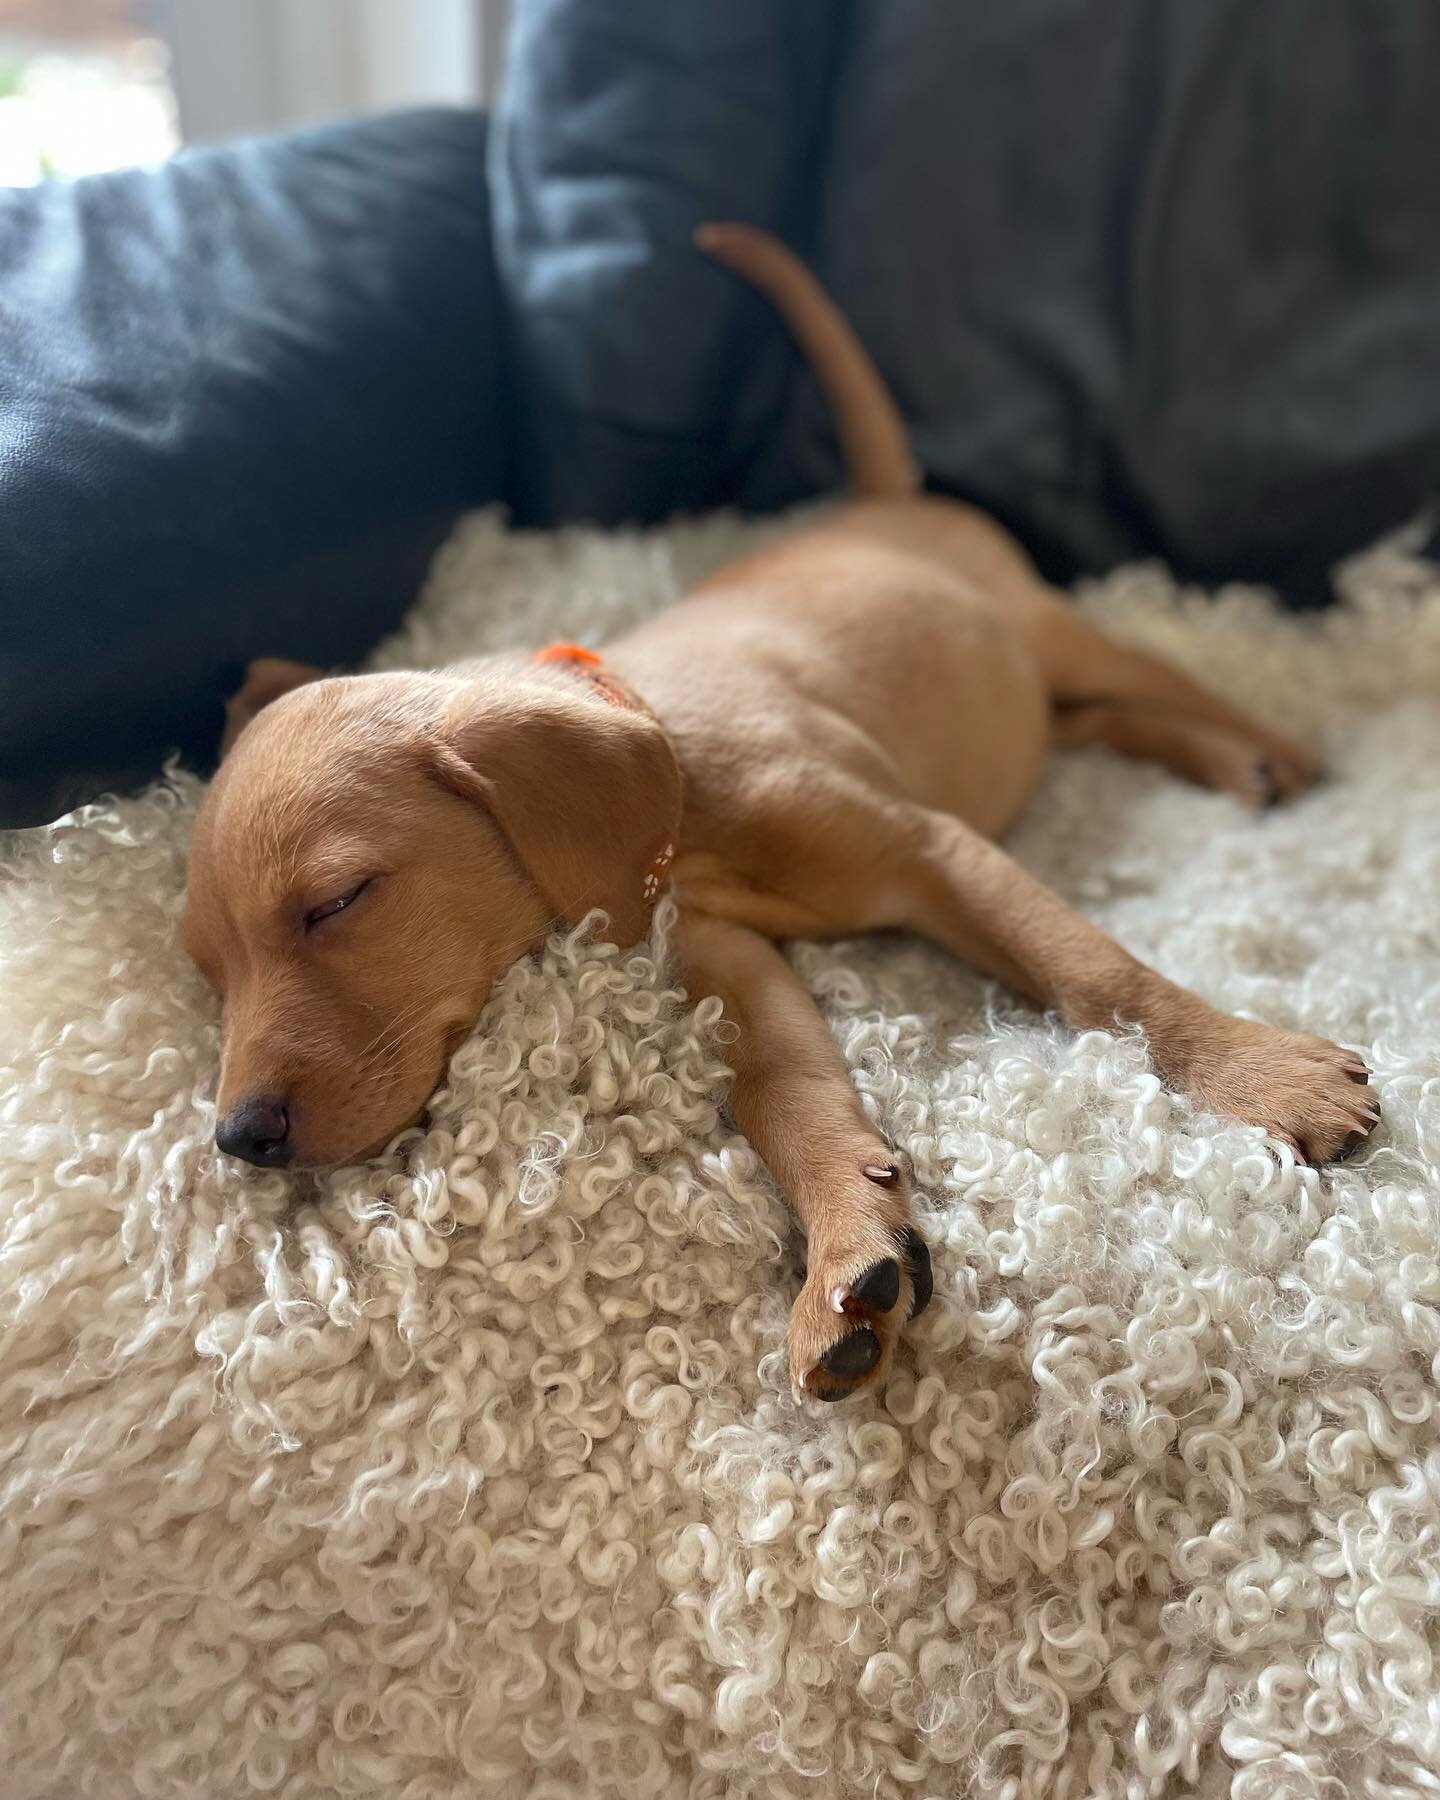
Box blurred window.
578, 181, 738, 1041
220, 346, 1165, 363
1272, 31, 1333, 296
0, 0, 177, 185
0, 0, 506, 185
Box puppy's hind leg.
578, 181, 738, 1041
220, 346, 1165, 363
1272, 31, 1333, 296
899, 811, 1378, 1164
1016, 589, 1321, 804
1052, 696, 1315, 807
680, 911, 933, 1402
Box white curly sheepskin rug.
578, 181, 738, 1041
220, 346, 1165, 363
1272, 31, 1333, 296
3, 509, 1440, 1800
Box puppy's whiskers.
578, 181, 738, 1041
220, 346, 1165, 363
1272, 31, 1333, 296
353, 985, 459, 1067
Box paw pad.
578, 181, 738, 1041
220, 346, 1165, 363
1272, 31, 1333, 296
898, 1226, 933, 1318
846, 1256, 900, 1313
816, 1327, 881, 1391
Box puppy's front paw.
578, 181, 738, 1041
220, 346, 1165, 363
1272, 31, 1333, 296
1182, 1021, 1379, 1165
789, 1164, 932, 1402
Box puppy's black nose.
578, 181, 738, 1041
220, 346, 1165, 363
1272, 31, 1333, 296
216, 1095, 293, 1168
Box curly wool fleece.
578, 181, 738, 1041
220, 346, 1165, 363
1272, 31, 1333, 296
3, 510, 1440, 1800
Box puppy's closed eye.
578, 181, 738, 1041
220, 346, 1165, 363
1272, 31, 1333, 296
304, 878, 374, 932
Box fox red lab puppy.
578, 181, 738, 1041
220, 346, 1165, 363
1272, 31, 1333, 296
184, 226, 1378, 1402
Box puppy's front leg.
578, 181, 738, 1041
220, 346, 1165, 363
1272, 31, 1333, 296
681, 911, 932, 1401
905, 814, 1378, 1164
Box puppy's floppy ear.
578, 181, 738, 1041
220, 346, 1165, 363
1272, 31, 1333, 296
433, 666, 682, 947
220, 657, 327, 759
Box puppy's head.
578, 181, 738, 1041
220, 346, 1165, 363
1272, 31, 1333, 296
183, 656, 680, 1169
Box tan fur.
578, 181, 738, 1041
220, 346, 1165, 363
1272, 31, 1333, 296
184, 226, 1378, 1401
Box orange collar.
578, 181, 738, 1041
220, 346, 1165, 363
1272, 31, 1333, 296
532, 642, 646, 714
532, 643, 678, 906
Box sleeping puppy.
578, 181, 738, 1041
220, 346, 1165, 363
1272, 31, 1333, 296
183, 225, 1378, 1402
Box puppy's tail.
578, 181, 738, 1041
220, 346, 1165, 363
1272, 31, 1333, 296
695, 222, 921, 501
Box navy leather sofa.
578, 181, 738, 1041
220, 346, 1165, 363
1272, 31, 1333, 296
3, 0, 1437, 827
